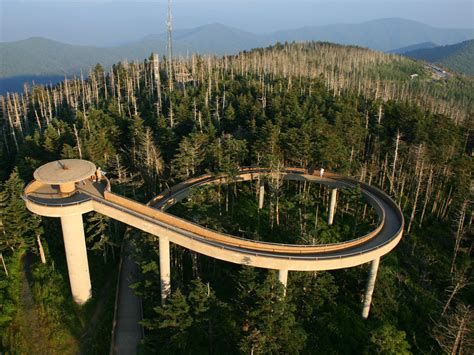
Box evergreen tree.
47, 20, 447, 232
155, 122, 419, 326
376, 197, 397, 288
239, 271, 307, 354
369, 324, 411, 354
172, 132, 208, 179
86, 212, 116, 264
0, 168, 40, 254
143, 288, 192, 352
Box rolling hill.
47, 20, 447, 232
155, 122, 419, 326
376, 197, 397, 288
403, 40, 474, 76
388, 42, 439, 54
1, 18, 473, 93
0, 24, 264, 79
267, 18, 473, 52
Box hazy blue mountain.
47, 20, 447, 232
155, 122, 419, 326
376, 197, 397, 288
0, 37, 121, 77
388, 42, 439, 54
1, 19, 473, 90
403, 40, 474, 76
267, 18, 473, 52
0, 37, 175, 78
0, 24, 264, 79
143, 23, 265, 54
3, 1, 474, 45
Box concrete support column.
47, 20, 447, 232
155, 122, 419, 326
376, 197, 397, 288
159, 236, 171, 305
362, 257, 380, 319
328, 188, 338, 225
258, 180, 265, 209
60, 214, 91, 304
59, 182, 76, 194
278, 269, 288, 296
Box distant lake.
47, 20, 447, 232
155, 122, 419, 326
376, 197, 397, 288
0, 75, 67, 95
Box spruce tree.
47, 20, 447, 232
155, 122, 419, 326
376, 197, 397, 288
143, 288, 192, 352
0, 168, 40, 254
238, 269, 307, 354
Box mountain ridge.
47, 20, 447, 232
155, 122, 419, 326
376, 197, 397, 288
403, 40, 474, 76
387, 42, 439, 54
1, 19, 473, 84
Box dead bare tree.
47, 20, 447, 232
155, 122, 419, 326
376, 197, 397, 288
407, 145, 425, 234
451, 200, 469, 274
434, 303, 473, 355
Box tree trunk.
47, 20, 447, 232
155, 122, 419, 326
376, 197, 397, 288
390, 130, 400, 194
407, 149, 424, 234
451, 200, 467, 273
73, 124, 83, 159
276, 196, 280, 226
0, 253, 8, 276
419, 166, 433, 227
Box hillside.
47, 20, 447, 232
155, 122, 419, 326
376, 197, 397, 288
403, 40, 474, 76
0, 37, 115, 77
1, 18, 473, 82
0, 41, 472, 354
0, 26, 261, 80
388, 42, 438, 54
144, 23, 265, 54
268, 18, 473, 52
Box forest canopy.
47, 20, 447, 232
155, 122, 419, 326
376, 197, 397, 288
0, 42, 472, 354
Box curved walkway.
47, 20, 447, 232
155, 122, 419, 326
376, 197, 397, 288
24, 168, 404, 271
24, 166, 405, 351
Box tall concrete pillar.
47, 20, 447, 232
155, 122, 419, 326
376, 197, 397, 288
159, 236, 171, 305
258, 180, 265, 209
60, 214, 92, 304
328, 188, 338, 225
278, 269, 288, 296
362, 257, 380, 319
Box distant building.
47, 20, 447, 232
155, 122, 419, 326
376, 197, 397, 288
410, 74, 419, 79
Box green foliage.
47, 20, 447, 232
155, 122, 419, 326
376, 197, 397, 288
142, 279, 237, 354
369, 324, 411, 354
172, 133, 208, 179
0, 250, 22, 350
0, 168, 41, 254
239, 271, 307, 354
86, 212, 117, 264
0, 40, 472, 354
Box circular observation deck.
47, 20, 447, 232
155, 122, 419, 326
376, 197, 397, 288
24, 159, 108, 217
34, 159, 97, 193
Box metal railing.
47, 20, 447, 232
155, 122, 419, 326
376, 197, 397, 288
87, 170, 402, 260
148, 169, 388, 249
23, 168, 404, 260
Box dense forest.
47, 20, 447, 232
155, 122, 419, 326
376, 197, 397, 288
0, 41, 472, 354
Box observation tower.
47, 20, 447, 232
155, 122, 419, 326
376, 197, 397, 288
25, 159, 101, 304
